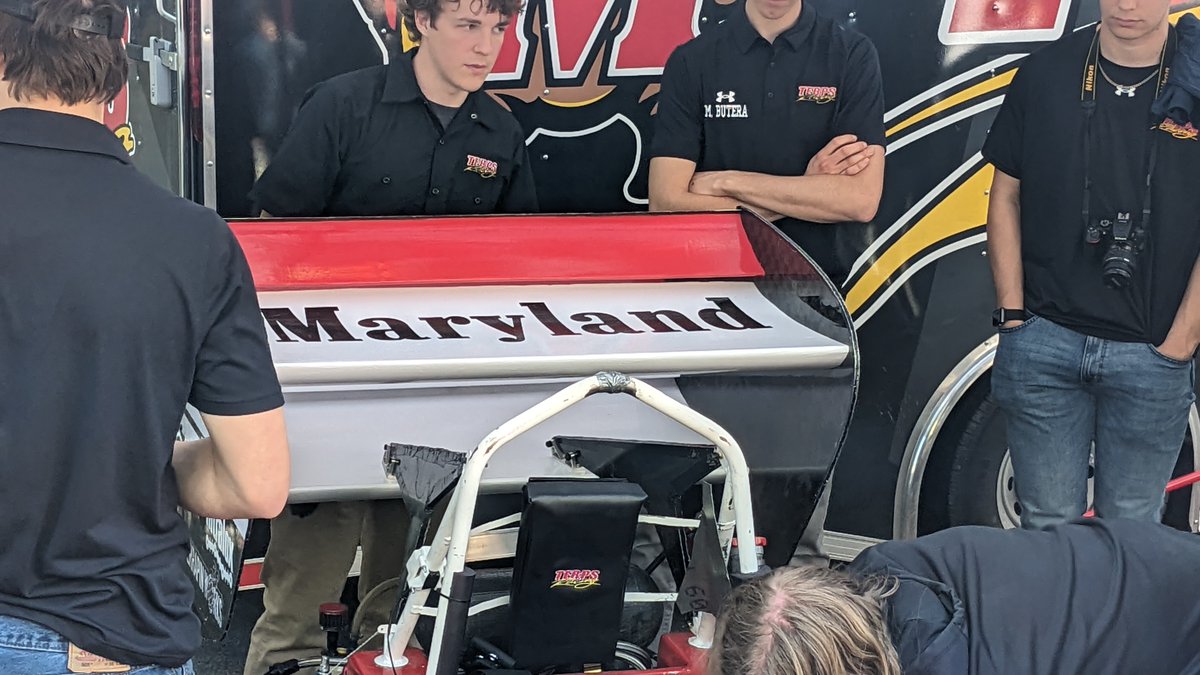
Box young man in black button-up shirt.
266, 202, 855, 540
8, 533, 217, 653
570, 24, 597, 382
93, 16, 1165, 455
0, 1, 289, 672
248, 3, 537, 217
648, 0, 886, 566
243, 2, 535, 673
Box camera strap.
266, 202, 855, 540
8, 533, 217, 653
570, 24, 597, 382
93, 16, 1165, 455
1079, 25, 1177, 235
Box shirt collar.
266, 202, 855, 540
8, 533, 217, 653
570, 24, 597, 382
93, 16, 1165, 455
382, 49, 500, 130
729, 3, 816, 54
0, 108, 132, 164
382, 49, 424, 103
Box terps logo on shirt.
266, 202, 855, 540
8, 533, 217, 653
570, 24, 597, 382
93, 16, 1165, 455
551, 569, 601, 590
465, 154, 500, 178
1157, 119, 1198, 141
796, 85, 838, 104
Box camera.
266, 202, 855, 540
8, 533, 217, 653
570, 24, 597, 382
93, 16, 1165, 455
1085, 212, 1145, 289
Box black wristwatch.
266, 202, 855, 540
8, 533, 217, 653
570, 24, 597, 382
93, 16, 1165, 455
992, 308, 1029, 327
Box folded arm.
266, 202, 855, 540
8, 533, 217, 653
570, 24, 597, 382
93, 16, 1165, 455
649, 156, 762, 214
693, 145, 885, 223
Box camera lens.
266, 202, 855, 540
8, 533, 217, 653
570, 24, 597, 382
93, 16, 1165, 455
1103, 244, 1137, 288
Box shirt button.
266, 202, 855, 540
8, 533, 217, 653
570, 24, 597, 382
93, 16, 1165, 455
474, 197, 482, 205
470, 113, 478, 120
381, 176, 391, 184
431, 187, 441, 195
438, 139, 445, 145
769, 61, 775, 68
767, 91, 775, 98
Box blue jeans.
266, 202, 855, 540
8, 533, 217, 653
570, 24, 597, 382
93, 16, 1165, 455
992, 315, 1195, 530
0, 616, 193, 675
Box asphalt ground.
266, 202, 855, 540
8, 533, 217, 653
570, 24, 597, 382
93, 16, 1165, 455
194, 589, 262, 675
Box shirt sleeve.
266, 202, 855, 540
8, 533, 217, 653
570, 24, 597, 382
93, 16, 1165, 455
499, 136, 540, 213
649, 46, 704, 162
832, 35, 886, 147
847, 542, 906, 576
189, 220, 284, 416
248, 83, 345, 217
981, 65, 1028, 179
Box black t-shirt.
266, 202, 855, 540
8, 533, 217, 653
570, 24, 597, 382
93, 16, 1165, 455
427, 100, 460, 131
250, 49, 538, 218
983, 29, 1200, 344
651, 4, 885, 282
0, 109, 284, 666
850, 519, 1200, 675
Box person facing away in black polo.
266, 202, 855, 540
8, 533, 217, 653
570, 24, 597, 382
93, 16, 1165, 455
711, 518, 1200, 675
0, 0, 291, 672
648, 0, 886, 566
243, 2, 537, 673
984, 0, 1200, 531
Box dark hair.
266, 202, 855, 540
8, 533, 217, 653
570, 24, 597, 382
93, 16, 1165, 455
0, 0, 128, 104
400, 0, 523, 43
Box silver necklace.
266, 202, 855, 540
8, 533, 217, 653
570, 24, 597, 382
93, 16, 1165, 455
1097, 61, 1159, 97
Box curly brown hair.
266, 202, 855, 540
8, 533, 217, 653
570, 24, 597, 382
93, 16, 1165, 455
0, 0, 128, 104
399, 0, 524, 43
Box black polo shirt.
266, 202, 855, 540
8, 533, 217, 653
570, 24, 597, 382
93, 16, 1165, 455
983, 28, 1200, 344
0, 109, 283, 666
850, 519, 1200, 674
250, 49, 538, 218
651, 4, 885, 282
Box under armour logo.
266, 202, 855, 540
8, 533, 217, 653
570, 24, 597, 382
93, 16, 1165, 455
716, 91, 736, 103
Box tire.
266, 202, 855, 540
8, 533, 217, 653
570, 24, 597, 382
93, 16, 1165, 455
947, 393, 1108, 529
941, 393, 1190, 530
946, 393, 1019, 528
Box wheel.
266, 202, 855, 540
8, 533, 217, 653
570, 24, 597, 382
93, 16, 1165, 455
946, 393, 1016, 528
946, 393, 1095, 529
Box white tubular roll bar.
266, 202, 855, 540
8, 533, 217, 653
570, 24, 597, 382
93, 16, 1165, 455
377, 372, 759, 672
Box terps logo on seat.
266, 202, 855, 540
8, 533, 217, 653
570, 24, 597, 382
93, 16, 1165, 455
551, 569, 601, 590
1158, 118, 1198, 141
796, 85, 838, 104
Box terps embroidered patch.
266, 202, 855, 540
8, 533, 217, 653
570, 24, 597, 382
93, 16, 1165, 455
796, 85, 838, 104
1157, 118, 1198, 141
551, 569, 601, 590
465, 154, 499, 178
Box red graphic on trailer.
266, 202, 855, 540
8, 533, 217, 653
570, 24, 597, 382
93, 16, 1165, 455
947, 0, 1066, 33
103, 9, 135, 156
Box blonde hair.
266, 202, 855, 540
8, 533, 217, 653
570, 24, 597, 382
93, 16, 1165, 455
709, 566, 902, 675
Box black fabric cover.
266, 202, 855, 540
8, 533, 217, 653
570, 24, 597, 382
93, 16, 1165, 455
508, 479, 646, 672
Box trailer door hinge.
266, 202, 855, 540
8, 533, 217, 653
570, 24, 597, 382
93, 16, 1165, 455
127, 37, 177, 109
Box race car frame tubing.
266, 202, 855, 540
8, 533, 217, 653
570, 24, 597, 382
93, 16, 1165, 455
385, 372, 760, 672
